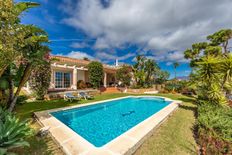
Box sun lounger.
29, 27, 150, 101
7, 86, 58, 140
37, 126, 50, 137
78, 92, 94, 100
64, 93, 80, 102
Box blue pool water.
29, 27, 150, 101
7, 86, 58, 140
51, 97, 171, 147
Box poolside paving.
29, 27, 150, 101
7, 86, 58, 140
35, 96, 181, 155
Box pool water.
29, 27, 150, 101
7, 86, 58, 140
51, 97, 171, 147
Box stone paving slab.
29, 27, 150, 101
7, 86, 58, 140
35, 96, 181, 155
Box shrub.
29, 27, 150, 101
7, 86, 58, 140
155, 70, 170, 84
165, 81, 184, 92
16, 95, 28, 105
85, 82, 93, 88
116, 65, 132, 87
87, 61, 104, 88
197, 101, 232, 154
0, 107, 33, 154
77, 80, 86, 89
0, 107, 10, 123
29, 62, 51, 100
165, 80, 194, 94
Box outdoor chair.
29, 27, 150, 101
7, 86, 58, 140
37, 126, 50, 137
64, 93, 80, 102
226, 94, 232, 100
78, 92, 94, 100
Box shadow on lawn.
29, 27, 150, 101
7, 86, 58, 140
180, 140, 198, 155
178, 96, 199, 154
178, 96, 196, 103
182, 123, 199, 155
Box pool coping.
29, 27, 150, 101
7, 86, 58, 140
34, 96, 182, 155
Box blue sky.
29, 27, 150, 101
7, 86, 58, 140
18, 0, 232, 78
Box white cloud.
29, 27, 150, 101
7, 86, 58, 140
133, 51, 188, 64
55, 51, 135, 64
57, 51, 95, 60
154, 51, 189, 65
96, 52, 135, 61
70, 42, 89, 48
94, 38, 110, 49
60, 0, 232, 62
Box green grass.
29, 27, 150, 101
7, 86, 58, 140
15, 93, 197, 155
134, 93, 198, 155
15, 93, 128, 119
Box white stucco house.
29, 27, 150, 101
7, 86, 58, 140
47, 55, 119, 92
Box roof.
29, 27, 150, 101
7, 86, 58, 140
51, 55, 118, 74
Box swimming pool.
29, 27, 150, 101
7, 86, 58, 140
51, 96, 171, 147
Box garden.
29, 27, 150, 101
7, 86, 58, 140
0, 0, 232, 155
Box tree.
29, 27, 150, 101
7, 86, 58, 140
116, 65, 132, 87
0, 0, 39, 77
207, 29, 232, 53
144, 59, 160, 84
132, 55, 146, 87
132, 55, 160, 88
87, 61, 104, 88
184, 29, 232, 67
6, 25, 49, 111
155, 70, 170, 84
185, 29, 232, 154
29, 56, 51, 100
83, 57, 90, 61
184, 29, 232, 105
0, 1, 46, 111
173, 62, 179, 79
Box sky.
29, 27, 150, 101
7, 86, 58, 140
18, 0, 232, 78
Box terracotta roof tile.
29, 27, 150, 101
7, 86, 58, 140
51, 55, 118, 73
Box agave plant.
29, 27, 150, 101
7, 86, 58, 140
0, 108, 33, 153
0, 107, 10, 123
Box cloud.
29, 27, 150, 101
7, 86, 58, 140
154, 51, 189, 63
55, 51, 135, 64
60, 0, 232, 62
95, 52, 135, 61
57, 51, 94, 60
70, 42, 89, 48
132, 51, 188, 64
94, 38, 110, 49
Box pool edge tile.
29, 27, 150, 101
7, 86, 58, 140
34, 96, 182, 155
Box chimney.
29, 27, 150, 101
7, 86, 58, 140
115, 59, 119, 67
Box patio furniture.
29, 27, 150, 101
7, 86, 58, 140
78, 92, 94, 100
64, 93, 80, 102
226, 94, 232, 100
37, 126, 50, 137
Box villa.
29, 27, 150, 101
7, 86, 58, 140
47, 56, 119, 92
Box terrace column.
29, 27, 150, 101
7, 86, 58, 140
50, 69, 55, 89
72, 67, 77, 89
104, 72, 107, 87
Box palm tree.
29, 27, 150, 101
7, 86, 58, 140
173, 62, 180, 79
7, 25, 49, 112
132, 55, 146, 86
144, 59, 159, 84
0, 1, 39, 77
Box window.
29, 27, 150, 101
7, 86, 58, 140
55, 72, 63, 88
64, 73, 71, 88
55, 72, 71, 88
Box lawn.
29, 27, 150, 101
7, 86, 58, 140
14, 93, 197, 155
16, 93, 129, 119
134, 94, 197, 155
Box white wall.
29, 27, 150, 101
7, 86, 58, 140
77, 70, 85, 81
